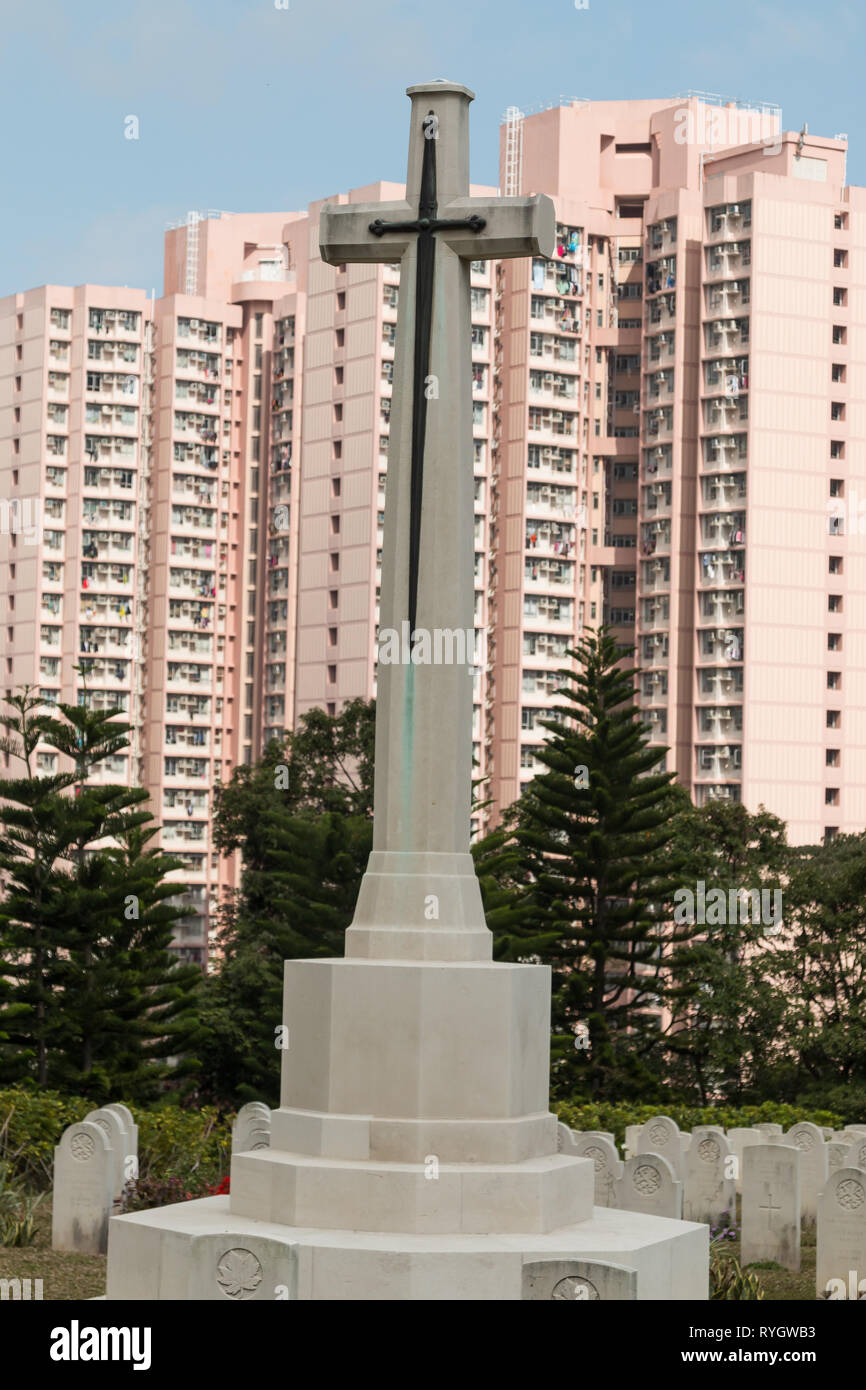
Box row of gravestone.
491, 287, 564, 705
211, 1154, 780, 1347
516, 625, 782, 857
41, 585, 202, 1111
560, 1115, 866, 1298
52, 1102, 271, 1255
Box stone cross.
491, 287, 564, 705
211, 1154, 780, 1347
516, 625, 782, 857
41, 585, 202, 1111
319, 81, 554, 962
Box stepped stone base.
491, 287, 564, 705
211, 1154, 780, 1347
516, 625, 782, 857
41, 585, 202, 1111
106, 1196, 708, 1300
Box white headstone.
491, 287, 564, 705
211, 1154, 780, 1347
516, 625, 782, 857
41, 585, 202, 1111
827, 1142, 850, 1175
683, 1127, 736, 1225
784, 1122, 828, 1223
232, 1103, 272, 1154
844, 1137, 866, 1173
52, 1120, 116, 1254
623, 1124, 642, 1161
636, 1115, 682, 1178
754, 1123, 783, 1137
523, 1258, 637, 1300
817, 1168, 866, 1300
85, 1107, 134, 1201
726, 1128, 762, 1195
741, 1142, 801, 1273
569, 1134, 623, 1208
105, 1103, 139, 1155
617, 1152, 682, 1219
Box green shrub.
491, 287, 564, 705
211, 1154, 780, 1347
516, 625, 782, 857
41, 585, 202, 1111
0, 1158, 44, 1246
553, 1099, 846, 1150
0, 1087, 231, 1190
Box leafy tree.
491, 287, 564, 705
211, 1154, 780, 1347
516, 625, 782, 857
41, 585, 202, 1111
660, 800, 789, 1105
198, 700, 375, 1106
766, 831, 866, 1114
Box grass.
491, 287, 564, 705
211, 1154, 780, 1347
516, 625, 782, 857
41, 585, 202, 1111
0, 1193, 821, 1302
0, 1196, 105, 1300
711, 1198, 818, 1300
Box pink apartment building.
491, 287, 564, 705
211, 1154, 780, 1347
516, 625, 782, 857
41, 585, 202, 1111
1, 94, 863, 963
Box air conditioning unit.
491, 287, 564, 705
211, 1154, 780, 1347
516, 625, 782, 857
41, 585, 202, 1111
730, 204, 741, 215
655, 446, 665, 458
190, 318, 199, 328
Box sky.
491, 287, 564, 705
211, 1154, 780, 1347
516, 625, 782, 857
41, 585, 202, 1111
1, 0, 863, 298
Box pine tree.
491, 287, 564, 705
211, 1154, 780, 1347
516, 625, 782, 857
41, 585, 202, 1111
0, 689, 203, 1099
482, 628, 694, 1100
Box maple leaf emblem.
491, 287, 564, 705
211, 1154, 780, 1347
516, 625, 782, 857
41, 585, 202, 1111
216, 1248, 263, 1299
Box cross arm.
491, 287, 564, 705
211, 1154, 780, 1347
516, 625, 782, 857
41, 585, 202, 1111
319, 200, 415, 265
436, 193, 556, 261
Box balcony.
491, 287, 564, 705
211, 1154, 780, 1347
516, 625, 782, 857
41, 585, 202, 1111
700, 666, 744, 701
695, 746, 742, 780
699, 550, 745, 587
642, 634, 669, 668
644, 481, 672, 517
701, 473, 747, 507
705, 283, 750, 317
700, 589, 745, 622
647, 293, 676, 326
698, 706, 743, 738
703, 396, 748, 431
646, 406, 674, 441
705, 242, 751, 281
642, 557, 671, 593
640, 597, 670, 630
702, 434, 747, 472
699, 628, 744, 663
707, 204, 752, 243
700, 512, 745, 548
641, 520, 671, 557
641, 673, 668, 705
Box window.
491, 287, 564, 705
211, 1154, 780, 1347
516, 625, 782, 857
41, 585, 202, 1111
825, 788, 839, 805
327, 665, 337, 683
832, 325, 846, 344
826, 749, 840, 766
330, 515, 340, 535
329, 553, 339, 572
833, 287, 847, 307
827, 671, 841, 689
825, 826, 838, 841
254, 313, 263, 339
832, 364, 845, 382
830, 478, 844, 497
826, 710, 840, 728
830, 442, 844, 460
834, 249, 848, 268
828, 633, 841, 651
333, 440, 342, 460
829, 556, 842, 574
828, 594, 842, 612
328, 627, 337, 646
835, 212, 847, 230
333, 404, 343, 423
329, 589, 338, 609
335, 366, 343, 385
331, 477, 341, 498
337, 292, 346, 311
831, 402, 845, 421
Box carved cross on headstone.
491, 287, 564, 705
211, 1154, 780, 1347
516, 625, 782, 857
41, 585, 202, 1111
760, 1192, 782, 1219
319, 81, 554, 961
